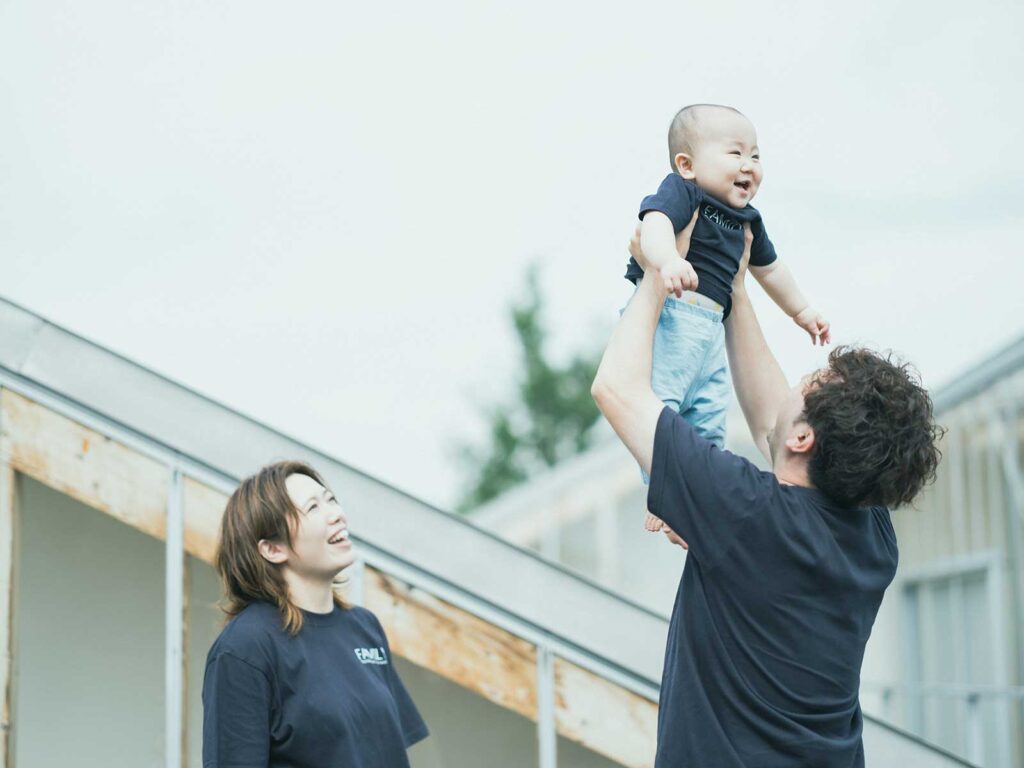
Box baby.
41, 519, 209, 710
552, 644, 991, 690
626, 104, 830, 533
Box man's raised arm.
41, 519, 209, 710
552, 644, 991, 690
591, 273, 667, 476
725, 226, 791, 462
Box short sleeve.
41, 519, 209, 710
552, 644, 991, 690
647, 407, 776, 570
367, 612, 429, 747
387, 660, 429, 747
202, 652, 273, 768
639, 175, 701, 233
749, 218, 777, 267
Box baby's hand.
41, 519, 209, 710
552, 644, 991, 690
659, 258, 698, 298
793, 307, 831, 346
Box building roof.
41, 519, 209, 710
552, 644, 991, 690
0, 295, 667, 689
932, 333, 1024, 414
0, 294, 980, 765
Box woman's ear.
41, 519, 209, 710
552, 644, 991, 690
258, 539, 289, 565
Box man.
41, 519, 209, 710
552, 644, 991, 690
591, 225, 941, 766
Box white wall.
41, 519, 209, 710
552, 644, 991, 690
399, 657, 621, 768
13, 476, 165, 768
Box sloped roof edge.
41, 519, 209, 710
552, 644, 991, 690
932, 333, 1024, 414
0, 295, 667, 684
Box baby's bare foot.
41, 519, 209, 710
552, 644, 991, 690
644, 511, 665, 532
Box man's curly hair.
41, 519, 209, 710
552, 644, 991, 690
802, 347, 944, 509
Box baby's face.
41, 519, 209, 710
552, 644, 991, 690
679, 111, 763, 209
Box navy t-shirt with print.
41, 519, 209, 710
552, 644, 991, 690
626, 174, 778, 317
647, 407, 897, 767
202, 601, 428, 768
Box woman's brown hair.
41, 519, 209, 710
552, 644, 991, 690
216, 460, 348, 634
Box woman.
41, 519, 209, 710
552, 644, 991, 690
202, 460, 428, 767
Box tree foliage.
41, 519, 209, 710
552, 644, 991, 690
456, 266, 602, 512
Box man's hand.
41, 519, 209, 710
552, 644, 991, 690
733, 224, 753, 289
793, 307, 832, 346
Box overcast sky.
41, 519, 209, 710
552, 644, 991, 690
2, 0, 1022, 510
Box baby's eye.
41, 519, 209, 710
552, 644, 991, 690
729, 150, 742, 156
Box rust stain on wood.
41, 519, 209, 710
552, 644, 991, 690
365, 567, 538, 719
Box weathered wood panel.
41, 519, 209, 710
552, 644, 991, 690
555, 658, 658, 768
365, 567, 538, 719
183, 477, 224, 565
0, 390, 168, 541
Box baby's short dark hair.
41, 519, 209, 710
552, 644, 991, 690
667, 104, 745, 170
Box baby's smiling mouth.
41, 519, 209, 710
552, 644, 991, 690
734, 180, 751, 191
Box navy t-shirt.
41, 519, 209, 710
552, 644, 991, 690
202, 601, 428, 768
647, 407, 897, 767
627, 174, 778, 317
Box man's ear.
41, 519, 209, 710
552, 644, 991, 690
674, 152, 695, 179
784, 424, 816, 455
258, 538, 289, 565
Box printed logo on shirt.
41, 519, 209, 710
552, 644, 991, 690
702, 204, 741, 231
354, 646, 389, 665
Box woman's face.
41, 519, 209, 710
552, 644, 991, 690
281, 472, 355, 579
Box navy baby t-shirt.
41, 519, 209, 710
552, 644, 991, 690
647, 407, 898, 767
202, 601, 427, 768
626, 174, 778, 317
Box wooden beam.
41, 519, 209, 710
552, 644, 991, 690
364, 567, 538, 719
555, 658, 658, 768
0, 461, 16, 768
0, 390, 168, 541
183, 477, 224, 565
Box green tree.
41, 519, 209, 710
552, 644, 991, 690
456, 265, 603, 512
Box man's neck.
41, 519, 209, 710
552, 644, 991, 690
772, 457, 813, 489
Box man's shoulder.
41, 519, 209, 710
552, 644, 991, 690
658, 409, 764, 469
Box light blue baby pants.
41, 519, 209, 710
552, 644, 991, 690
640, 294, 729, 482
